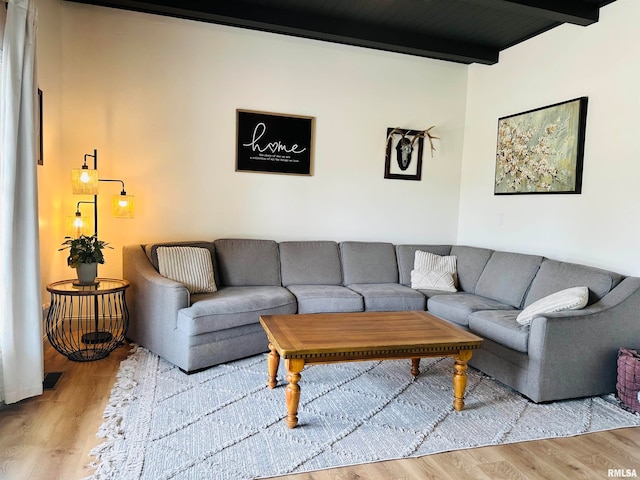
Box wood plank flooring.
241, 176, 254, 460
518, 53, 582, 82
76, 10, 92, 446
0, 342, 130, 480
1, 342, 638, 480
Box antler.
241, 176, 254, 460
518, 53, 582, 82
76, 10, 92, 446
385, 128, 406, 149
410, 126, 439, 158
386, 126, 440, 158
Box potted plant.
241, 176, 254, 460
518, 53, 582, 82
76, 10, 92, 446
59, 235, 112, 284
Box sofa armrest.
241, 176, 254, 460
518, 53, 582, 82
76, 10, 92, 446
123, 244, 190, 356
527, 276, 640, 399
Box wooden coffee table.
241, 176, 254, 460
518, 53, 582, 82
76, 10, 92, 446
260, 311, 483, 428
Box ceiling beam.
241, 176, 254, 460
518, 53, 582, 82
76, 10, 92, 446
64, 0, 500, 65
464, 0, 599, 26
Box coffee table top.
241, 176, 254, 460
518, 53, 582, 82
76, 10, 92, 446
260, 311, 483, 360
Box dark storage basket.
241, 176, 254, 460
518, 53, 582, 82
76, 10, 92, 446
616, 348, 640, 414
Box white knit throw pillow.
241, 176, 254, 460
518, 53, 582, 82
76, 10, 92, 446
411, 250, 458, 291
516, 286, 588, 326
157, 246, 217, 294
414, 250, 457, 276
411, 269, 457, 292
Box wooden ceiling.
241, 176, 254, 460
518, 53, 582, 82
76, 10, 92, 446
65, 0, 617, 65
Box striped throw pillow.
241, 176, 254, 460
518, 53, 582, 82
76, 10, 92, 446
516, 286, 588, 326
157, 246, 217, 294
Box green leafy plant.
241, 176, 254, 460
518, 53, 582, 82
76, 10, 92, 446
59, 235, 112, 268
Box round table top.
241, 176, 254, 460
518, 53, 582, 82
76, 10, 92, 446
47, 278, 130, 295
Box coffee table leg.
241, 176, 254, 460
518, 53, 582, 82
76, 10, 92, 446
284, 358, 305, 429
453, 350, 473, 411
411, 358, 420, 377
267, 342, 280, 389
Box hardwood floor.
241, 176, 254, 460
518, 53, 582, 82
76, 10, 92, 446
1, 342, 638, 480
0, 341, 131, 480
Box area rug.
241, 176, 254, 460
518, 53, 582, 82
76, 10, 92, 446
87, 346, 640, 480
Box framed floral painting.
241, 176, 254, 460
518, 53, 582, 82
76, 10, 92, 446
494, 97, 588, 195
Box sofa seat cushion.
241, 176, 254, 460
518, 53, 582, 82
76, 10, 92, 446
287, 285, 364, 314
413, 288, 458, 300
468, 310, 529, 353
427, 293, 513, 326
347, 283, 426, 311
177, 286, 296, 336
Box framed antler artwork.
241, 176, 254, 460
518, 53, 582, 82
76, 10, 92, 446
384, 126, 438, 181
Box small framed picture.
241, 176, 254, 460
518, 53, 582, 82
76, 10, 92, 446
236, 109, 315, 176
384, 128, 424, 181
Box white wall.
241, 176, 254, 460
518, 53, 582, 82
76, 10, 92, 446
37, 0, 640, 287
44, 3, 468, 281
459, 0, 640, 276
36, 0, 64, 296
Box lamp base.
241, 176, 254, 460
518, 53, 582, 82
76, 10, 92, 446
81, 331, 113, 344
67, 349, 111, 362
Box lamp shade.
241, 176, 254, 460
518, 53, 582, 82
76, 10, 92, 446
112, 194, 135, 218
72, 168, 99, 194
65, 214, 94, 237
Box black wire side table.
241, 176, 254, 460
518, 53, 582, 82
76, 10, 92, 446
46, 278, 130, 361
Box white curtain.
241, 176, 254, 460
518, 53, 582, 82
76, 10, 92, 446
0, 0, 43, 404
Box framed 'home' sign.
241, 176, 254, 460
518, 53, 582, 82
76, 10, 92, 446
236, 109, 315, 175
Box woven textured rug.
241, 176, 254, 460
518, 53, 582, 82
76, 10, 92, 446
87, 346, 640, 480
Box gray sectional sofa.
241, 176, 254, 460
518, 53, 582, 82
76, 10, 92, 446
123, 239, 640, 403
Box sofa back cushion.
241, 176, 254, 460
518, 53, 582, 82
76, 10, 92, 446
340, 241, 398, 285
523, 259, 623, 307
449, 245, 493, 294
475, 251, 543, 308
279, 241, 343, 286
395, 244, 452, 286
214, 239, 281, 287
